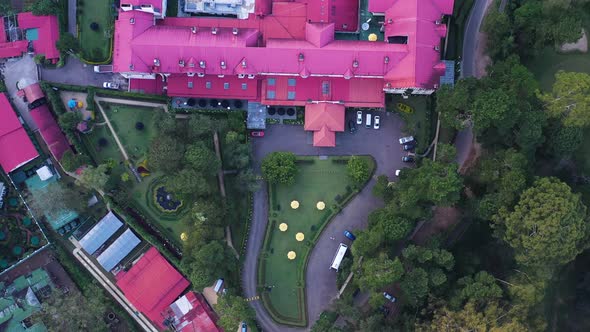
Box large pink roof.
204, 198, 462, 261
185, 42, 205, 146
29, 104, 71, 161
117, 247, 190, 329
304, 103, 345, 147
17, 12, 60, 60
0, 93, 39, 173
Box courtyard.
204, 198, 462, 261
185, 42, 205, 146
259, 156, 374, 326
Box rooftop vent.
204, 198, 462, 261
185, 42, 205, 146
191, 26, 197, 34
129, 64, 134, 71
435, 19, 442, 25
179, 60, 185, 67
298, 53, 304, 62
232, 28, 238, 35
153, 58, 160, 66
352, 60, 359, 68
434, 45, 440, 51
387, 36, 408, 44
199, 61, 206, 69
241, 60, 247, 68
129, 18, 135, 24
220, 61, 227, 69
197, 73, 205, 77
211, 27, 218, 35
384, 56, 389, 64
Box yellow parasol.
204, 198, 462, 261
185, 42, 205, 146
279, 223, 288, 232
296, 232, 305, 242
316, 201, 325, 210
287, 251, 297, 260
180, 232, 188, 241
368, 33, 378, 42
291, 200, 300, 209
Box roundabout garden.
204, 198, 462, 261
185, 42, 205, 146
258, 155, 374, 326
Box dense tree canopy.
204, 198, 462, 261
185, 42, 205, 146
148, 135, 185, 173
166, 169, 210, 198
77, 164, 110, 192
347, 156, 371, 185
261, 152, 298, 185
215, 294, 256, 332
184, 142, 221, 176
32, 291, 107, 332
540, 71, 590, 127
359, 254, 404, 290
497, 177, 589, 269
181, 240, 237, 290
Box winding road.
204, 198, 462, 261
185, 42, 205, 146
243, 114, 406, 331
243, 1, 494, 330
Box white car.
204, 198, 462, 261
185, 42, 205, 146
395, 169, 401, 176
383, 292, 397, 303
398, 136, 414, 144
373, 116, 380, 129
356, 111, 363, 125
102, 82, 119, 90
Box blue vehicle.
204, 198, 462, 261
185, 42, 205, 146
344, 230, 356, 241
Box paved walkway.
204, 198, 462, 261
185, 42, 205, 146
94, 96, 169, 113
69, 236, 158, 332
242, 112, 407, 331
68, 0, 77, 35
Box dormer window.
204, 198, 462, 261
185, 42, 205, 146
384, 56, 389, 64
211, 27, 218, 35
232, 28, 238, 35
298, 53, 304, 62
220, 61, 227, 69
129, 18, 135, 25
191, 26, 197, 34
241, 60, 247, 68
129, 64, 134, 71
178, 60, 185, 67
199, 61, 206, 69
153, 58, 160, 67
189, 62, 195, 68
352, 60, 359, 68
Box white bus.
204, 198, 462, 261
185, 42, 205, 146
330, 243, 348, 271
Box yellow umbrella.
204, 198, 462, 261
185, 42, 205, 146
279, 223, 288, 232
287, 251, 297, 260
180, 232, 188, 241
316, 201, 325, 210
296, 232, 305, 242
291, 200, 300, 209
368, 33, 378, 42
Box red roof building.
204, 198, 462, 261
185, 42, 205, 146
161, 291, 222, 332
116, 247, 190, 329
112, 0, 454, 146
304, 103, 345, 147
0, 93, 39, 173
0, 13, 60, 61
22, 83, 71, 161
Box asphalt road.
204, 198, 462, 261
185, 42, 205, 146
68, 0, 77, 35
39, 57, 118, 87
243, 112, 408, 331
455, 0, 494, 167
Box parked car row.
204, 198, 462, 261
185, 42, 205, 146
399, 136, 416, 163
355, 111, 380, 130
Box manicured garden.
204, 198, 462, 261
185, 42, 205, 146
77, 0, 114, 63
0, 185, 47, 272
258, 156, 374, 326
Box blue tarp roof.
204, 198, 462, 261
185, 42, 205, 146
79, 211, 123, 254
97, 229, 141, 272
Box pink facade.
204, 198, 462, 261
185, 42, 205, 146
113, 0, 454, 146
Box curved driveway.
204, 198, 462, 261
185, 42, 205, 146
242, 112, 406, 331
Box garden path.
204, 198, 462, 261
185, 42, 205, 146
93, 99, 130, 161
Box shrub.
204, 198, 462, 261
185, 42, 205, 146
135, 122, 144, 130
90, 22, 99, 31
98, 137, 108, 147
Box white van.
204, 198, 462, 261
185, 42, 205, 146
365, 113, 372, 128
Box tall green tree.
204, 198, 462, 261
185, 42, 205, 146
347, 156, 370, 185
56, 33, 80, 54
453, 271, 503, 306
59, 150, 90, 172
184, 142, 220, 176
359, 254, 404, 290
148, 135, 185, 173
540, 71, 590, 127
400, 268, 429, 307
77, 164, 109, 192
215, 294, 256, 332
496, 177, 589, 270
261, 152, 297, 185
166, 169, 210, 198
181, 240, 237, 290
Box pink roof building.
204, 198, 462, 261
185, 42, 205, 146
116, 247, 190, 330
0, 13, 60, 62
22, 83, 72, 161
0, 93, 39, 173
161, 291, 222, 332
113, 0, 454, 146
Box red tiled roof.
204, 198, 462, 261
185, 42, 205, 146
0, 93, 39, 172
29, 103, 71, 161
17, 12, 60, 60
23, 82, 45, 104
116, 247, 190, 329
162, 292, 221, 332
304, 103, 345, 147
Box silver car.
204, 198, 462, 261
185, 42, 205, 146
398, 136, 414, 144
356, 111, 363, 125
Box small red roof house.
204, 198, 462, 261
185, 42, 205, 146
116, 247, 190, 329
161, 291, 222, 332
0, 93, 39, 173
22, 83, 71, 161
0, 13, 60, 62
112, 0, 455, 146
304, 103, 345, 147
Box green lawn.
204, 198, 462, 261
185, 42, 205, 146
77, 0, 113, 62
525, 47, 590, 92
101, 103, 160, 162
260, 156, 374, 326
